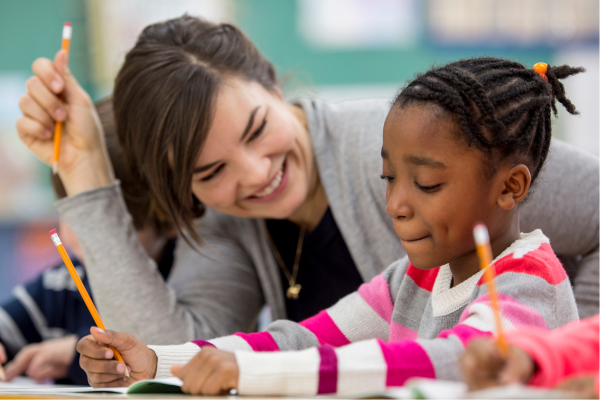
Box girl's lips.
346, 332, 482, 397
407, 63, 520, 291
245, 160, 289, 203
402, 235, 430, 243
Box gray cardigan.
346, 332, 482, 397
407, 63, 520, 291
56, 99, 599, 345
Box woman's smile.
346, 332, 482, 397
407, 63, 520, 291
246, 159, 289, 203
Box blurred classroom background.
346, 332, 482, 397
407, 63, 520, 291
0, 0, 598, 302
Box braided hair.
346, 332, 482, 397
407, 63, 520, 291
394, 57, 585, 183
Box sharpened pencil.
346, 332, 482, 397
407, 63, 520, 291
51, 22, 72, 174
49, 229, 129, 378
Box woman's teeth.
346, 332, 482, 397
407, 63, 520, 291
253, 165, 284, 198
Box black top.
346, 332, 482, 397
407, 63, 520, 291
266, 208, 364, 322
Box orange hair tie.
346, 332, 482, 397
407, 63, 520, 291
533, 62, 548, 82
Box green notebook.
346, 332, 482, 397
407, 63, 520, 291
122, 377, 184, 394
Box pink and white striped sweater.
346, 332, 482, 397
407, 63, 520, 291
149, 230, 578, 396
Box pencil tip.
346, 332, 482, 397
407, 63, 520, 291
125, 369, 130, 379
52, 163, 58, 174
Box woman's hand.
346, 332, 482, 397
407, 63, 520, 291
459, 338, 535, 391
77, 327, 157, 388
17, 49, 114, 196
4, 335, 77, 381
171, 347, 239, 395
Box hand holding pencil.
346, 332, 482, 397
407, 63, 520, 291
49, 229, 129, 379
17, 23, 114, 196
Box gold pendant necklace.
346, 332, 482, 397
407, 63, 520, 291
266, 225, 306, 300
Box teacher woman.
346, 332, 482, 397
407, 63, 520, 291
16, 16, 598, 344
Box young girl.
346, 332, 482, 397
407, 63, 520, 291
79, 57, 582, 395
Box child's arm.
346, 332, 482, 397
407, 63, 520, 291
147, 258, 408, 379
76, 259, 407, 388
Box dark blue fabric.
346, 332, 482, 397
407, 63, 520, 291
0, 239, 176, 385
266, 208, 364, 322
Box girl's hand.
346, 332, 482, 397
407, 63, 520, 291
459, 338, 535, 391
77, 327, 157, 388
17, 49, 114, 196
171, 347, 239, 395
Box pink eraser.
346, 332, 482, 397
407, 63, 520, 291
49, 229, 57, 236
64, 22, 71, 27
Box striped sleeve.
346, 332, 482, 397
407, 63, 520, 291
150, 271, 395, 378
236, 338, 435, 396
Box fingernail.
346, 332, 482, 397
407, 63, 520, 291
105, 350, 112, 359
117, 364, 125, 373
51, 80, 61, 92
93, 327, 105, 334
55, 108, 66, 120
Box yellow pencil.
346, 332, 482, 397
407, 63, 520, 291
51, 22, 72, 175
473, 223, 508, 355
49, 229, 129, 378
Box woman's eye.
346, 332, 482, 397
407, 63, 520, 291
200, 164, 224, 182
380, 174, 395, 183
248, 118, 267, 142
415, 182, 441, 193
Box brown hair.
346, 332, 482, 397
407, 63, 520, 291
112, 15, 278, 244
52, 98, 174, 237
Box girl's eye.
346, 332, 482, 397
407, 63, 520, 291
200, 164, 224, 182
248, 118, 267, 142
380, 174, 395, 183
415, 182, 441, 193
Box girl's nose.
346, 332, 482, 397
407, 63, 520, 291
386, 186, 414, 220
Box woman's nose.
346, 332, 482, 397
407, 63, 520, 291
386, 186, 414, 220
238, 152, 271, 188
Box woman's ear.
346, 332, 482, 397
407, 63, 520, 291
497, 164, 531, 210
272, 85, 284, 100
